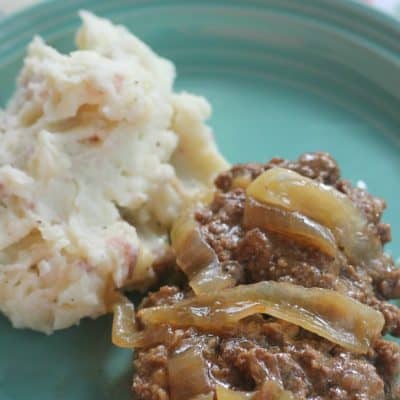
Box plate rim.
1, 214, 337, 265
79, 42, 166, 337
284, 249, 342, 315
1, 0, 400, 51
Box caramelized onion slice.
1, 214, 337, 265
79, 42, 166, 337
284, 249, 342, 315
112, 297, 175, 349
216, 386, 255, 400
168, 348, 212, 400
138, 281, 384, 354
171, 212, 235, 294
112, 297, 139, 349
244, 198, 337, 257
246, 168, 382, 263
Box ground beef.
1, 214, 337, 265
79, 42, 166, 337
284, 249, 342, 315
133, 152, 400, 400
134, 345, 169, 400
199, 153, 400, 335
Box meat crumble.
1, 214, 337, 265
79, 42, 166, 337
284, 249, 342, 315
132, 153, 400, 400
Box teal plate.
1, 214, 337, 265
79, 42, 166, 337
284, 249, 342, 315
0, 0, 399, 399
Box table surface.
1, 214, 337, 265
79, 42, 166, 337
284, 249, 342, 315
0, 0, 400, 18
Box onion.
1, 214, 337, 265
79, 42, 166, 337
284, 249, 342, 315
216, 386, 255, 400
171, 212, 235, 294
246, 168, 382, 264
243, 198, 337, 257
112, 296, 176, 349
215, 381, 294, 400
138, 281, 384, 354
231, 175, 252, 190
112, 297, 139, 349
111, 295, 143, 349
168, 347, 212, 400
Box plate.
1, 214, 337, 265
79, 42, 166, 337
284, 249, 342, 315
0, 1, 399, 399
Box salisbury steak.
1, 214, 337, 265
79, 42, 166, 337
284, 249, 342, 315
131, 153, 400, 400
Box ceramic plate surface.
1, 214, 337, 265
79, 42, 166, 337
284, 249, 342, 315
0, 1, 399, 399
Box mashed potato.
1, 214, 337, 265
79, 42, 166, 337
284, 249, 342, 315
0, 12, 227, 333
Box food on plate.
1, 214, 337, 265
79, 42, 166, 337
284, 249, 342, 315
1, 7, 398, 399
137, 281, 384, 354
0, 12, 227, 333
114, 153, 400, 400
